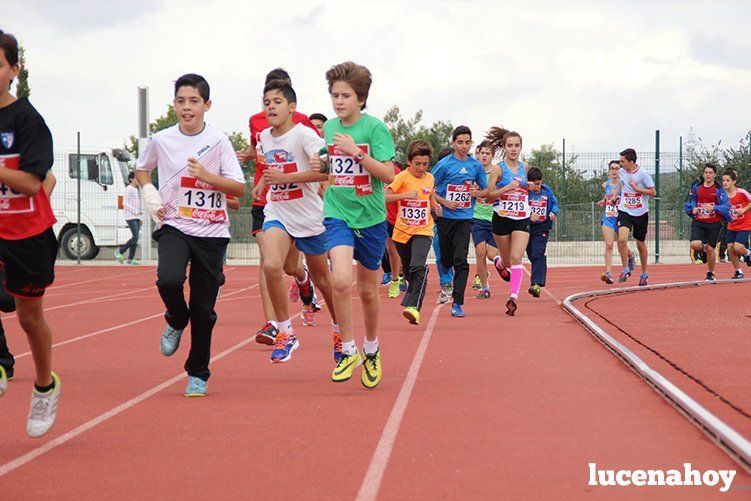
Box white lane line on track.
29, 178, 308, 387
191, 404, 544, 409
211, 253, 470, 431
356, 301, 444, 501
522, 266, 562, 305
2, 286, 155, 321
45, 268, 155, 291
0, 334, 254, 478
0, 280, 329, 479
13, 284, 258, 359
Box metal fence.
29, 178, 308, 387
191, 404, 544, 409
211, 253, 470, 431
54, 145, 697, 265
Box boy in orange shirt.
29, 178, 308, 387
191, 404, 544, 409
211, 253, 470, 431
386, 141, 438, 325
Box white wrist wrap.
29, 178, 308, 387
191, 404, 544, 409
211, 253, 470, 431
141, 183, 164, 222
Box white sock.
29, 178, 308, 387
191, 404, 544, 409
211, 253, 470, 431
332, 322, 340, 334
363, 338, 379, 355
342, 340, 357, 355
279, 319, 292, 333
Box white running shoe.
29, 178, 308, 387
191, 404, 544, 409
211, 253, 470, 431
438, 285, 452, 304
27, 372, 61, 438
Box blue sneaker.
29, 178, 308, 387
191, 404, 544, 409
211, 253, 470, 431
627, 253, 636, 272
398, 274, 407, 293
618, 269, 631, 283
450, 303, 465, 318
160, 325, 183, 356
270, 331, 299, 363
381, 272, 391, 285
638, 273, 648, 287
184, 376, 207, 397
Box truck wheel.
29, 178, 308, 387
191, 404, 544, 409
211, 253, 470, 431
60, 227, 98, 260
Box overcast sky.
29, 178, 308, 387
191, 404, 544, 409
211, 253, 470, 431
5, 0, 751, 155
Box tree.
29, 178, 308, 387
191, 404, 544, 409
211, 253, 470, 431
125, 105, 178, 155
525, 143, 595, 204
15, 46, 30, 98
383, 106, 453, 164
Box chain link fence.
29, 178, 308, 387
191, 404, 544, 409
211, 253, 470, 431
53, 147, 695, 265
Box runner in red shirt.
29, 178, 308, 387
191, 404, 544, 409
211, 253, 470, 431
0, 30, 61, 437
684, 164, 731, 281
721, 168, 751, 279
236, 69, 322, 341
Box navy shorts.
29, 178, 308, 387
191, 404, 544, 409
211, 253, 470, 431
262, 220, 327, 255
324, 218, 387, 271
471, 219, 497, 248
726, 229, 750, 247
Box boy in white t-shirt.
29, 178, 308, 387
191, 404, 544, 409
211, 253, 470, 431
255, 79, 338, 364
616, 148, 656, 286
135, 74, 245, 397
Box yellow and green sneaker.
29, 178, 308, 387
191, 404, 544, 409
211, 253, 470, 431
0, 365, 7, 397
388, 280, 400, 298
472, 273, 482, 290
361, 350, 382, 389
332, 349, 362, 383
403, 306, 420, 325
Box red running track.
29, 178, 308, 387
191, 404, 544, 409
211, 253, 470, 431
0, 263, 748, 499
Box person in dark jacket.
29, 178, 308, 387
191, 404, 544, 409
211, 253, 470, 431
526, 167, 559, 297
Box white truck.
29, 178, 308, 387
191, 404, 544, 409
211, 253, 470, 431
50, 147, 139, 260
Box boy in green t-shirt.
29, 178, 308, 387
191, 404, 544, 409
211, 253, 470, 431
321, 61, 395, 389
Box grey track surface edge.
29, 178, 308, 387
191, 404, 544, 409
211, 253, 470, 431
562, 278, 751, 473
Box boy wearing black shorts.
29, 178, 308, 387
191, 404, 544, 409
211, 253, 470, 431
616, 148, 656, 286
0, 29, 61, 437
684, 164, 730, 281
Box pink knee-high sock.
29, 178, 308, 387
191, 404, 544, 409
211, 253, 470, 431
510, 265, 523, 298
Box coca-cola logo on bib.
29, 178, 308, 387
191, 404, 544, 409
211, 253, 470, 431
193, 179, 215, 190
192, 209, 227, 223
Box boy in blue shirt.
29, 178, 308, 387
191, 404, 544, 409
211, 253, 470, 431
432, 126, 487, 317
525, 167, 558, 297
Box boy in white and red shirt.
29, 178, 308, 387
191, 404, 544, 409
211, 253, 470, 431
0, 29, 61, 437
721, 168, 751, 279
239, 69, 321, 342
255, 78, 338, 364
136, 73, 245, 397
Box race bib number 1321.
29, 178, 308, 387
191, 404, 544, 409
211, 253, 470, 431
328, 144, 372, 196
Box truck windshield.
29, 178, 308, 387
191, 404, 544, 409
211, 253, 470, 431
112, 149, 134, 186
